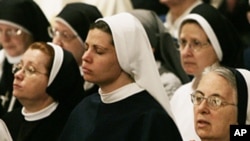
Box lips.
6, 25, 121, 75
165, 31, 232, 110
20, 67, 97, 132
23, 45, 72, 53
13, 83, 22, 89
82, 67, 92, 74
183, 60, 195, 65
196, 119, 210, 128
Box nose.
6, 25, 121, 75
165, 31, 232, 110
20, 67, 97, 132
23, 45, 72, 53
196, 99, 209, 114
13, 68, 25, 80
52, 36, 63, 47
180, 44, 193, 57
82, 48, 92, 63
0, 33, 11, 43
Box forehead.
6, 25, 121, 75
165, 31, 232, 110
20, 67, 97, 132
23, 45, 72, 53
86, 28, 113, 46
22, 49, 50, 66
53, 20, 73, 32
180, 22, 207, 38
197, 72, 236, 99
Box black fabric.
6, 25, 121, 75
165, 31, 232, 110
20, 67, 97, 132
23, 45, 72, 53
228, 68, 248, 125
1, 44, 85, 141
46, 49, 85, 110
59, 91, 183, 141
130, 0, 169, 15
129, 9, 189, 84
0, 58, 13, 97
56, 3, 103, 42
218, 0, 250, 46
2, 104, 73, 141
0, 58, 21, 117
190, 3, 245, 68
0, 0, 51, 42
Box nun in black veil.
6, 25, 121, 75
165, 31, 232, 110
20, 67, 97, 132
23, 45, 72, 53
50, 2, 103, 97
0, 0, 51, 116
1, 42, 84, 141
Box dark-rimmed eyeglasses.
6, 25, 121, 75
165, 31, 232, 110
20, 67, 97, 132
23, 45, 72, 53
191, 91, 236, 110
48, 27, 78, 42
12, 62, 47, 76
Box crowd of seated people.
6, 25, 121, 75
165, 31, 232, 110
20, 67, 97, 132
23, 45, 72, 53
0, 0, 250, 141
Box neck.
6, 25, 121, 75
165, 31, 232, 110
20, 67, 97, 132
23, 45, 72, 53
21, 95, 55, 113
99, 71, 134, 93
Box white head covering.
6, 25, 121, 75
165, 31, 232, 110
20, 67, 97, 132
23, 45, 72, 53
0, 119, 12, 141
97, 12, 174, 118
46, 42, 64, 86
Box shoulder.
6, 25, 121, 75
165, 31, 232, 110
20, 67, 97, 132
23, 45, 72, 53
69, 93, 100, 117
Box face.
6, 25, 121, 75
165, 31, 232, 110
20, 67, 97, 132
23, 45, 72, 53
12, 48, 50, 106
82, 28, 122, 88
0, 23, 33, 57
179, 22, 218, 77
194, 72, 237, 141
52, 21, 84, 65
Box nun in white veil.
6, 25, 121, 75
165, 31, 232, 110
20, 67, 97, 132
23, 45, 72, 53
59, 12, 182, 141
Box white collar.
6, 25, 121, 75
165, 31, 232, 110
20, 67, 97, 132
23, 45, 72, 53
4, 50, 22, 64
22, 102, 59, 121
99, 83, 144, 104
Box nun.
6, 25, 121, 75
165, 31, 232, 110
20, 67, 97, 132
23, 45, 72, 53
191, 64, 250, 141
170, 3, 246, 141
129, 9, 190, 99
0, 0, 51, 116
50, 2, 102, 96
1, 42, 84, 141
58, 12, 182, 141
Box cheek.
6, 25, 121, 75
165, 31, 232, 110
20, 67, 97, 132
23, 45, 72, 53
211, 109, 237, 131
31, 77, 48, 91
100, 57, 121, 74
196, 53, 218, 70
14, 78, 48, 99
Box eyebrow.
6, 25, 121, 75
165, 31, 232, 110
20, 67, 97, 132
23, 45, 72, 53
196, 89, 223, 98
20, 60, 40, 68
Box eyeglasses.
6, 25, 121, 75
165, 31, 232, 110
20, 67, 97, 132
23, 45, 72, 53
48, 27, 78, 42
12, 63, 47, 76
191, 91, 236, 110
178, 39, 210, 52
0, 28, 22, 37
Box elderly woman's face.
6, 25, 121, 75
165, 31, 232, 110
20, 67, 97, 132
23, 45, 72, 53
194, 72, 237, 141
12, 48, 50, 106
179, 22, 219, 77
0, 23, 33, 57
82, 28, 122, 88
51, 21, 84, 65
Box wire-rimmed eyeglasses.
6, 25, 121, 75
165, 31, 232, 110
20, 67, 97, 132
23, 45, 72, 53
12, 62, 47, 76
191, 91, 236, 110
0, 28, 22, 38
48, 26, 78, 42
178, 39, 210, 52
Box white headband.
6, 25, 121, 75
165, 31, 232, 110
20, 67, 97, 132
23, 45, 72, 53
46, 42, 64, 86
